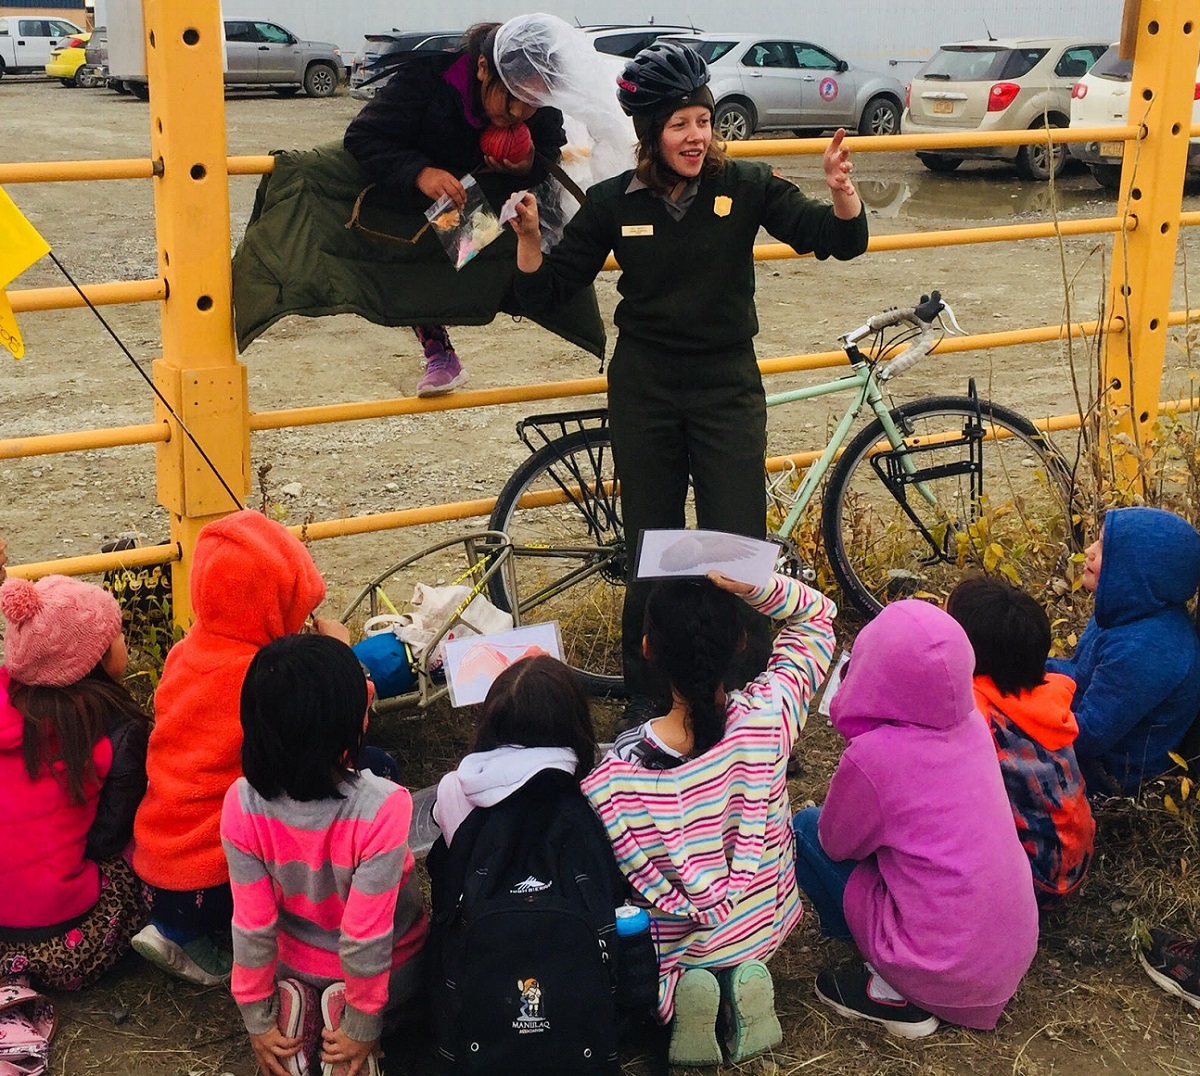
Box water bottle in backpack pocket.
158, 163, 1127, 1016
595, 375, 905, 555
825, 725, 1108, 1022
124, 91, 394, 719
614, 904, 659, 1012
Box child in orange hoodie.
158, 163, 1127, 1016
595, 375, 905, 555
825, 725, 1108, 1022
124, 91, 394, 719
131, 510, 347, 984
947, 576, 1094, 907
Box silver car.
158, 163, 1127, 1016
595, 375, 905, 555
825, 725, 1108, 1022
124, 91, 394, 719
119, 19, 342, 99
661, 33, 904, 140
902, 38, 1108, 179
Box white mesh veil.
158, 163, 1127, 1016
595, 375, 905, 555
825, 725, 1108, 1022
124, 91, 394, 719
493, 13, 635, 193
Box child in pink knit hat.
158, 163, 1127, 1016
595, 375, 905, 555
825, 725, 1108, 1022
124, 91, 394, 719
0, 575, 151, 990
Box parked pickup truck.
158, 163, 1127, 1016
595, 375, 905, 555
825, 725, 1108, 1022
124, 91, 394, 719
0, 15, 84, 77
117, 18, 342, 98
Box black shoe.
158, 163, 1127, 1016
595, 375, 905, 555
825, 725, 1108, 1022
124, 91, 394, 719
1139, 930, 1200, 1009
815, 965, 939, 1039
615, 695, 665, 736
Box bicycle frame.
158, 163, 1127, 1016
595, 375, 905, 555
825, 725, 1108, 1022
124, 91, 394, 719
766, 360, 933, 540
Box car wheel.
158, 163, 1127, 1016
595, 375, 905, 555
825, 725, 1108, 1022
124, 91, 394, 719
304, 63, 337, 98
72, 67, 87, 87
714, 101, 754, 141
273, 85, 301, 97
1088, 163, 1122, 191
0, 59, 6, 82
110, 78, 129, 94
917, 153, 962, 173
129, 80, 149, 100
858, 96, 900, 136
1016, 124, 1067, 181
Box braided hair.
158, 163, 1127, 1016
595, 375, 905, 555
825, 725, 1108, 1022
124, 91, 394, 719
644, 579, 744, 756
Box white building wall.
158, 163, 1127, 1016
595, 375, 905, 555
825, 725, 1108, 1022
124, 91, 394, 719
395, 1, 1124, 70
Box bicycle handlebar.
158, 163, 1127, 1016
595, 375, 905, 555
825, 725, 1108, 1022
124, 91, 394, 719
840, 291, 959, 382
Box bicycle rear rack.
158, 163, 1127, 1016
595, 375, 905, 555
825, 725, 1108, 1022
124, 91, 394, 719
515, 408, 609, 455
870, 416, 984, 565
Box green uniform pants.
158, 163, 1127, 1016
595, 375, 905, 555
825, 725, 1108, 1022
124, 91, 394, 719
608, 338, 772, 701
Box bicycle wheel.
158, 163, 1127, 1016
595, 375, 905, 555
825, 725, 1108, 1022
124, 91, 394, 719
822, 396, 1079, 616
488, 429, 626, 695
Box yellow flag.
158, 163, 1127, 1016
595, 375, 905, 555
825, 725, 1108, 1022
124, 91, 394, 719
0, 289, 25, 359
0, 186, 50, 288
0, 185, 50, 359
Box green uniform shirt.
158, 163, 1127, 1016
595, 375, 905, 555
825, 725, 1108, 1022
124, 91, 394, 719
516, 158, 869, 355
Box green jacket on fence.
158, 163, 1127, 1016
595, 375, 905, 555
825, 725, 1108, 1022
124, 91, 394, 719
231, 141, 606, 357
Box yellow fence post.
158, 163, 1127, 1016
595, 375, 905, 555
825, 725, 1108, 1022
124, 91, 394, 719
1102, 0, 1200, 491
144, 0, 249, 626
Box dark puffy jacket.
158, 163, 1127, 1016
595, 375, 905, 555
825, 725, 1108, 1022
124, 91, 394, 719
343, 51, 566, 213
1047, 507, 1200, 793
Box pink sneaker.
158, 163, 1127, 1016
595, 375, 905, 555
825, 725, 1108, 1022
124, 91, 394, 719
277, 979, 320, 1076
416, 350, 468, 398
319, 982, 381, 1076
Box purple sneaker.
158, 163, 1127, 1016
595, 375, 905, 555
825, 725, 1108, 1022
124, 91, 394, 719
277, 978, 321, 1076
417, 350, 468, 397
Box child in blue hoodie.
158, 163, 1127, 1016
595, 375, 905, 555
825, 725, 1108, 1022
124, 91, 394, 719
1047, 507, 1200, 794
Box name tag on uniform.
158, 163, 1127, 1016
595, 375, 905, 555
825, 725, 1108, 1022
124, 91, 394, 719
621, 224, 654, 237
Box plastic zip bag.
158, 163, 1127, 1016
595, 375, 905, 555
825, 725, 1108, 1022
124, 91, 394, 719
424, 174, 503, 270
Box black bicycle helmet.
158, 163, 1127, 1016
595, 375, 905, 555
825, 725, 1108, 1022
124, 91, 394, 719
616, 41, 710, 118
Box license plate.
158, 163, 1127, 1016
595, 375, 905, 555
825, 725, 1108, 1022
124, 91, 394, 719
1099, 140, 1124, 158
932, 100, 954, 114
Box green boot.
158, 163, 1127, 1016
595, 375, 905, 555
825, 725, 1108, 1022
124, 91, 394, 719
669, 968, 722, 1067
717, 960, 783, 1063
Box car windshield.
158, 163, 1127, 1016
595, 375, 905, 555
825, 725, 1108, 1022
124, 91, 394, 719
664, 38, 735, 63
1089, 45, 1132, 81
920, 46, 1044, 81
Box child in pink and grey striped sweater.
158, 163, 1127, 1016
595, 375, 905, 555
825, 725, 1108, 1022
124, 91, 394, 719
221, 634, 426, 1076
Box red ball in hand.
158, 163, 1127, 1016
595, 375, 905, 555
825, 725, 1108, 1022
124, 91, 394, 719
480, 122, 533, 166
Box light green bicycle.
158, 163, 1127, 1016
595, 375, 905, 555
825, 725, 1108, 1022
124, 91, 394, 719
487, 292, 1080, 695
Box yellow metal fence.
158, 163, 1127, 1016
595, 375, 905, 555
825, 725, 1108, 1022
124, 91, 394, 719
4, 0, 1200, 608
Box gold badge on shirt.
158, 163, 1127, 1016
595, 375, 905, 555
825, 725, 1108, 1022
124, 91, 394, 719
622, 224, 654, 237
713, 196, 733, 217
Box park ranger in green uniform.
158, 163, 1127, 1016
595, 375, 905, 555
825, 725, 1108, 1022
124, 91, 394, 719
512, 42, 868, 713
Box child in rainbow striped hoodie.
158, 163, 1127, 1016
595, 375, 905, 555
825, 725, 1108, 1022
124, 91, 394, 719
583, 571, 836, 1068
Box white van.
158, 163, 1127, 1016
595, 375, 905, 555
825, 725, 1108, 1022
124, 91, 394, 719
0, 15, 84, 77
1069, 42, 1200, 189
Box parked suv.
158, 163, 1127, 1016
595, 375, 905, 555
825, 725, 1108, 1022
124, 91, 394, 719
348, 29, 461, 99
1069, 42, 1200, 190
661, 33, 904, 140
119, 20, 342, 99
583, 24, 701, 58
902, 38, 1108, 179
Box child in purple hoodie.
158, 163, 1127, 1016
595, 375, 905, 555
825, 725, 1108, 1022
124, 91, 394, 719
793, 600, 1038, 1037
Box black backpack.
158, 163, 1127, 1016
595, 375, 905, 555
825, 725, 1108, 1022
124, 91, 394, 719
426, 769, 624, 1076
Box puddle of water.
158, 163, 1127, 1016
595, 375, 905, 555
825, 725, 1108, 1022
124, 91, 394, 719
776, 167, 1104, 222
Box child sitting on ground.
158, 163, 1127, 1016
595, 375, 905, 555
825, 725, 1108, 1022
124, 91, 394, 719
433, 654, 604, 845
793, 600, 1038, 1038
132, 509, 347, 986
0, 575, 150, 989
584, 571, 836, 1067
1047, 506, 1200, 795
223, 634, 426, 1076
947, 575, 1095, 907
428, 655, 628, 1075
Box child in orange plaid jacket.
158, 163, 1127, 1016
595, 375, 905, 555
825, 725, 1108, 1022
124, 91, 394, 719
947, 576, 1094, 907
